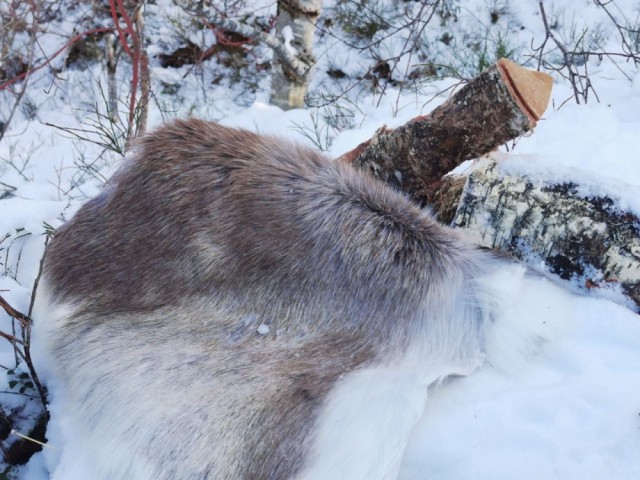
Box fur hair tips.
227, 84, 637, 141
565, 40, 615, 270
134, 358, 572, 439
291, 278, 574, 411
34, 119, 501, 480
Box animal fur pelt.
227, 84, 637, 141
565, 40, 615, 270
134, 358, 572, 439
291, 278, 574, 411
33, 119, 528, 479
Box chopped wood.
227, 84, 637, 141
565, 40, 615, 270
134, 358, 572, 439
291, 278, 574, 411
340, 59, 553, 206
496, 58, 553, 123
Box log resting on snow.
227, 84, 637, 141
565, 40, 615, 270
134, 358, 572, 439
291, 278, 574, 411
433, 158, 640, 311
340, 59, 553, 206
340, 59, 639, 310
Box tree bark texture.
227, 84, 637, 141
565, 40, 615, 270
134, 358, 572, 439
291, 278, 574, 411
270, 0, 322, 109
342, 59, 552, 206
341, 59, 639, 310
434, 158, 640, 311
190, 3, 317, 109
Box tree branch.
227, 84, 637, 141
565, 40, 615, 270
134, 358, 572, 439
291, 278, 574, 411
0, 27, 115, 93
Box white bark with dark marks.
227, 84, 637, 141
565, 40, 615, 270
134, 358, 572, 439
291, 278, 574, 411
343, 59, 553, 206
436, 157, 640, 310
270, 0, 322, 109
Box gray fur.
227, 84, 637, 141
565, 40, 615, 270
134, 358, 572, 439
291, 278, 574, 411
34, 119, 500, 479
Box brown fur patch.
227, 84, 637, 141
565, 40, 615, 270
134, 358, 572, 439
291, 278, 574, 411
40, 119, 492, 479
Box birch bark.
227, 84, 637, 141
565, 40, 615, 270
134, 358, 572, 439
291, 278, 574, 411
270, 0, 322, 109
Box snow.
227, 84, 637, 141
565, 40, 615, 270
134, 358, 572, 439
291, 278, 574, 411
0, 199, 65, 233
501, 82, 640, 215
400, 277, 640, 480
282, 26, 298, 55
1, 0, 639, 478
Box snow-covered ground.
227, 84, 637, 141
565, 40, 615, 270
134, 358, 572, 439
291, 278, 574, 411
1, 0, 639, 478
400, 276, 640, 480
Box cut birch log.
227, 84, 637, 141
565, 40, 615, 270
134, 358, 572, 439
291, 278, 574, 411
436, 157, 640, 311
340, 59, 553, 206
340, 59, 639, 310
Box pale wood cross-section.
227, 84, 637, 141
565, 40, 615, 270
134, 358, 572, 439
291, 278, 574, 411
497, 58, 553, 123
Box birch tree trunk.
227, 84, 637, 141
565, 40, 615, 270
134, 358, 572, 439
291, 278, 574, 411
340, 59, 552, 206
270, 0, 322, 109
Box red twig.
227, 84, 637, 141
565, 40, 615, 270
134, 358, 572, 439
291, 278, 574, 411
109, 0, 133, 57
212, 28, 251, 48
0, 295, 30, 328
109, 0, 142, 133
195, 19, 259, 69
0, 27, 114, 92
0, 331, 24, 346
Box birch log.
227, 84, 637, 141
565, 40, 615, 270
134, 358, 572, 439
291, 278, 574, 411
434, 158, 640, 311
342, 59, 639, 310
341, 59, 553, 206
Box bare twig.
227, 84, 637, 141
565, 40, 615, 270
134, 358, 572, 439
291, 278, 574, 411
109, 0, 148, 142
529, 0, 639, 106
536, 2, 586, 104
0, 236, 51, 413
0, 331, 24, 346
105, 33, 120, 123
0, 295, 29, 328
135, 5, 150, 137
594, 0, 640, 66
0, 0, 37, 142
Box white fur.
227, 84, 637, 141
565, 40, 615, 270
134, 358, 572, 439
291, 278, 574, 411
298, 366, 429, 480
34, 263, 559, 480
301, 262, 568, 480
